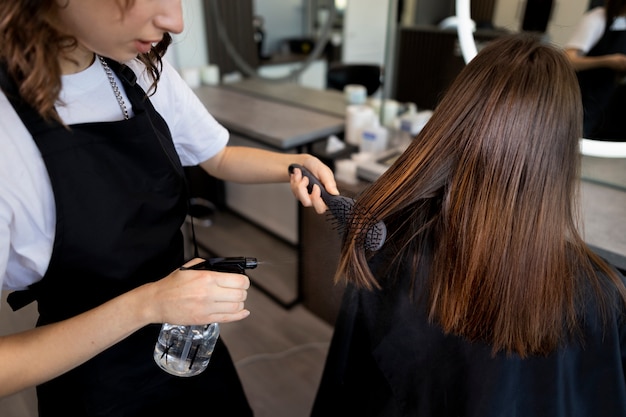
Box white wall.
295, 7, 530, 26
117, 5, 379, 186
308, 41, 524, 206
342, 0, 391, 65
493, 0, 589, 47
547, 0, 589, 46
168, 0, 208, 70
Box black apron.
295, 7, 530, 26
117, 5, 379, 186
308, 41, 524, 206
1, 60, 252, 417
577, 24, 626, 141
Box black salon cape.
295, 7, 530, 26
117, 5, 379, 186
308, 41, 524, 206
311, 251, 626, 417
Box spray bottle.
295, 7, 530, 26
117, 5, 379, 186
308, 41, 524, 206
153, 257, 258, 377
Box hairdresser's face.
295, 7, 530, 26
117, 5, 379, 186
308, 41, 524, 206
56, 0, 184, 63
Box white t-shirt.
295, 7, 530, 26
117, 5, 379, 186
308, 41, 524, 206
565, 7, 626, 54
0, 57, 228, 292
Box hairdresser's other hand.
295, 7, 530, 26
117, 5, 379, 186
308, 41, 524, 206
145, 258, 250, 325
565, 49, 626, 73
289, 158, 339, 214
605, 53, 626, 72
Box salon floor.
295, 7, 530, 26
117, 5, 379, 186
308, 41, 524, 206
1, 165, 625, 417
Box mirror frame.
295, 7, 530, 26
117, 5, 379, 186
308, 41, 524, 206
454, 0, 626, 158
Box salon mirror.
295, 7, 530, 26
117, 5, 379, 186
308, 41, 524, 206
456, 0, 626, 190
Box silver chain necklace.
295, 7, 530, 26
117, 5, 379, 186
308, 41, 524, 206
97, 55, 130, 120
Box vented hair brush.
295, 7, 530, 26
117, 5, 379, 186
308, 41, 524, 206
289, 163, 386, 251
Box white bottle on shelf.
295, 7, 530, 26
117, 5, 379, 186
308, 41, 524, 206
360, 117, 389, 154
392, 107, 433, 150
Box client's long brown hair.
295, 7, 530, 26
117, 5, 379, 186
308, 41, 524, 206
338, 33, 626, 357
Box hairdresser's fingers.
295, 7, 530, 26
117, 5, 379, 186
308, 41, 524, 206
210, 308, 251, 323
299, 160, 339, 197
308, 185, 328, 214
314, 166, 339, 196
212, 272, 250, 291
181, 258, 206, 269
289, 167, 314, 207
289, 165, 332, 213
213, 286, 249, 303
151, 270, 250, 325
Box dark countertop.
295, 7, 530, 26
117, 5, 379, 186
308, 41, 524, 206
221, 78, 348, 118
193, 84, 345, 150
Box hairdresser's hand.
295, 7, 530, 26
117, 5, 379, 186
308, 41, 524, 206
146, 258, 250, 325
289, 158, 339, 214
604, 53, 626, 73
0, 258, 249, 397
566, 48, 626, 72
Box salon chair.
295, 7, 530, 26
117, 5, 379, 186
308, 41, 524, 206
326, 63, 382, 96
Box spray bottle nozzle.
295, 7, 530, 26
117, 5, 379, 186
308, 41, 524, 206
180, 257, 258, 273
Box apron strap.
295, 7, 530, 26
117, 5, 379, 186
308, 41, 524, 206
7, 287, 39, 311
1, 64, 54, 311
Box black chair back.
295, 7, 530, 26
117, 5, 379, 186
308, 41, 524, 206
326, 64, 382, 96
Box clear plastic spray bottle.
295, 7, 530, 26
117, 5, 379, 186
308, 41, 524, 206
153, 257, 258, 377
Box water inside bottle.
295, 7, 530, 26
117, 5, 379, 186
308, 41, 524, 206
154, 323, 219, 377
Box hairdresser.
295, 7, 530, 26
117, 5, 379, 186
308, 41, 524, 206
0, 1, 337, 415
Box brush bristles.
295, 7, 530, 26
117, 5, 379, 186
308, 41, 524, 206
290, 163, 387, 251
324, 195, 386, 251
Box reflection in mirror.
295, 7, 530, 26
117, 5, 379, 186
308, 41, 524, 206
204, 0, 335, 84
457, 0, 626, 190
562, 0, 626, 142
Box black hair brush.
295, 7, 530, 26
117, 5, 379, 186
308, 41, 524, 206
289, 163, 386, 251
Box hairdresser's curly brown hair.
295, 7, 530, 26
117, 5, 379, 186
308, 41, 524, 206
0, 0, 171, 122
